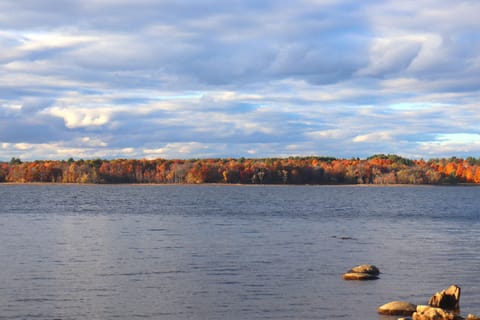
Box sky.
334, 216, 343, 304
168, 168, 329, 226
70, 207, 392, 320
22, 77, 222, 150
1, 0, 480, 161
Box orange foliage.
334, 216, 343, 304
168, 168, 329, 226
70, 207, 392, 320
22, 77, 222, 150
2, 155, 480, 185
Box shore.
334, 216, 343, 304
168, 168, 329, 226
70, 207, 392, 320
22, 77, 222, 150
1, 182, 478, 187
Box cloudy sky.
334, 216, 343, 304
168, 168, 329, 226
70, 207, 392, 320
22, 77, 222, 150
1, 0, 480, 160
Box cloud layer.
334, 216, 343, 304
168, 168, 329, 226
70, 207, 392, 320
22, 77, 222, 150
1, 0, 480, 160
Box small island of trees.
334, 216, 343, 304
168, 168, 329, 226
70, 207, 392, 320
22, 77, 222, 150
1, 154, 480, 185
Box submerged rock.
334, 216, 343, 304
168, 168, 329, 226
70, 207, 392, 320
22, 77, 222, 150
377, 301, 417, 316
428, 285, 461, 310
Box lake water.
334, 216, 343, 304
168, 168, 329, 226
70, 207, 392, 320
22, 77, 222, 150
0, 185, 479, 320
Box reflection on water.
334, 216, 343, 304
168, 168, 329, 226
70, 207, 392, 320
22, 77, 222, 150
0, 185, 479, 319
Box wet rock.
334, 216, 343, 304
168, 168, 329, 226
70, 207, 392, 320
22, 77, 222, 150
428, 285, 461, 310
377, 301, 417, 316
412, 305, 463, 320
466, 314, 480, 320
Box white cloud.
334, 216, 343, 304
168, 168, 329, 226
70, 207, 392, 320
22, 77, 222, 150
19, 31, 97, 51
81, 137, 108, 147
121, 147, 135, 155
48, 107, 112, 128
143, 142, 210, 159
14, 143, 33, 150
435, 133, 480, 144
306, 130, 344, 140
0, 30, 97, 64
1, 103, 22, 110
418, 133, 480, 156
353, 132, 394, 143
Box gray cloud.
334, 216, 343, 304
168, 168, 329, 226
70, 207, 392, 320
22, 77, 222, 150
1, 0, 479, 160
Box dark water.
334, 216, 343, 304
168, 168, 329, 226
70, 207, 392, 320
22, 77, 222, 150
1, 185, 479, 320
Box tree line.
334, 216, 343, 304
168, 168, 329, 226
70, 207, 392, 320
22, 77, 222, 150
1, 154, 480, 185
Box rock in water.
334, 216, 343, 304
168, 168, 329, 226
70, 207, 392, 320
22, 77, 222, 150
342, 272, 378, 280
412, 305, 463, 320
347, 264, 380, 275
428, 285, 461, 310
342, 264, 380, 280
377, 301, 417, 316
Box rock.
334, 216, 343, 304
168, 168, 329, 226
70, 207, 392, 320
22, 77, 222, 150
342, 264, 380, 280
342, 272, 379, 280
348, 264, 380, 275
467, 314, 480, 320
398, 318, 413, 320
377, 301, 417, 316
428, 285, 461, 310
412, 305, 463, 320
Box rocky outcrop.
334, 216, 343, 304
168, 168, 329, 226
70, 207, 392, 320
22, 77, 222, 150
396, 305, 480, 320
377, 301, 417, 316
413, 305, 463, 320
374, 282, 479, 320
391, 286, 479, 320
429, 285, 461, 310
342, 264, 379, 280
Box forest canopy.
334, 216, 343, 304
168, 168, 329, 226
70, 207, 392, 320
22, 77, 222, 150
1, 155, 480, 185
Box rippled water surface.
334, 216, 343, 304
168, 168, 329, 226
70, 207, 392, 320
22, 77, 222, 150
1, 185, 479, 319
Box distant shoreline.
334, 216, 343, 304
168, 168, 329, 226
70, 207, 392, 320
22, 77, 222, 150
3, 155, 479, 185
1, 182, 478, 187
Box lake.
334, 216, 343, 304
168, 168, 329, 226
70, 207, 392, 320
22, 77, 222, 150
0, 184, 479, 319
